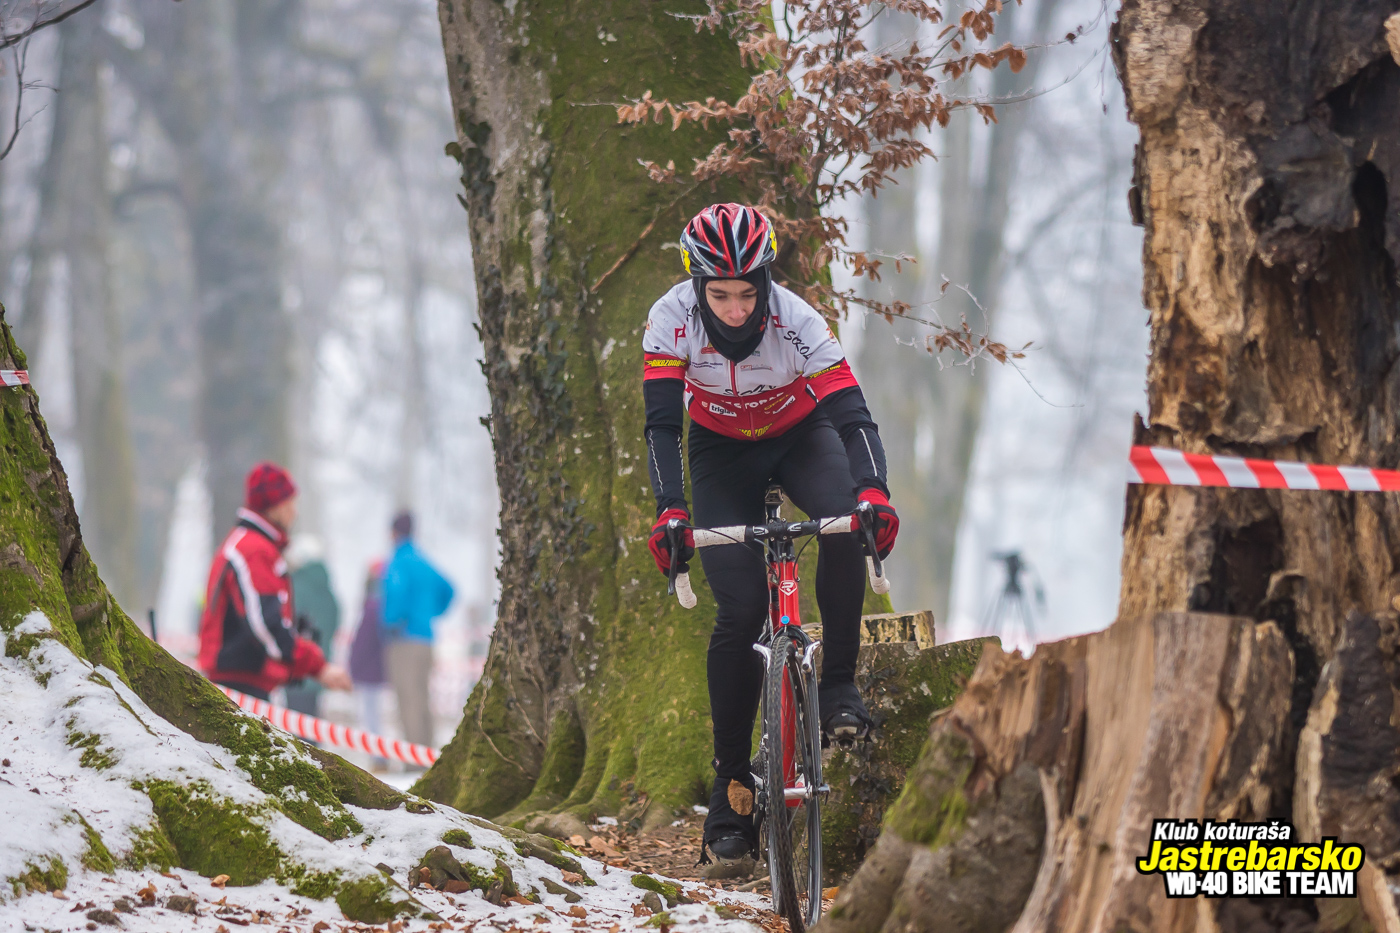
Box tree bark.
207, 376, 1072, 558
824, 1, 1400, 929
822, 613, 1295, 933
419, 0, 759, 827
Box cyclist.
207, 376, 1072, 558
642, 203, 899, 862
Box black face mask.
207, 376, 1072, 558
694, 267, 771, 363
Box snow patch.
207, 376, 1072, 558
0, 615, 765, 931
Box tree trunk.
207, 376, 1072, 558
14, 17, 142, 609
58, 15, 141, 611
822, 612, 1296, 933
418, 0, 758, 828
857, 0, 1062, 623
110, 1, 296, 533
824, 2, 1400, 930
817, 624, 991, 882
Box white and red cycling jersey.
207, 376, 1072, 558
642, 281, 859, 441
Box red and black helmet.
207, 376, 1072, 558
679, 203, 778, 278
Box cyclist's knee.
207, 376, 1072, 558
709, 607, 767, 652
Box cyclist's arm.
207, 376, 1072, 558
643, 378, 688, 513
818, 380, 890, 497
790, 300, 890, 497
641, 289, 691, 514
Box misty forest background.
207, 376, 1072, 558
2, 0, 1139, 733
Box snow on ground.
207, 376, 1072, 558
0, 613, 767, 932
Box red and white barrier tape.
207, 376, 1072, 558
1, 369, 29, 387
1129, 445, 1400, 492
218, 685, 439, 768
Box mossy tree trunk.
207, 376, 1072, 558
822, 2, 1400, 930
418, 0, 762, 829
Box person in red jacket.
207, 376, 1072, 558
199, 462, 352, 700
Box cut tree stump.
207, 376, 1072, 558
820, 612, 1296, 933
811, 613, 991, 881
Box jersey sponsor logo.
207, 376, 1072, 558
739, 424, 773, 438
781, 329, 815, 360
762, 395, 797, 415
739, 363, 773, 372
809, 362, 843, 377
706, 402, 738, 417
700, 345, 719, 354
674, 325, 687, 344
645, 357, 686, 368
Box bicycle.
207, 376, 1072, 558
665, 486, 891, 932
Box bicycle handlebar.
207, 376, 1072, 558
668, 507, 890, 608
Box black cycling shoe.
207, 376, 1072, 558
819, 681, 873, 745
700, 775, 757, 864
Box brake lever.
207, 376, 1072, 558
666, 518, 683, 596
856, 501, 884, 578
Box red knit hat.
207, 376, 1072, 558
245, 462, 297, 514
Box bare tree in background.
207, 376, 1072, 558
105, 0, 298, 536
13, 10, 140, 607
0, 1, 102, 161
858, 0, 1066, 621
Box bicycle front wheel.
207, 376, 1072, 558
761, 635, 824, 931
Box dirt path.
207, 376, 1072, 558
567, 812, 838, 933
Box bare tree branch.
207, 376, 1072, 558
0, 0, 101, 51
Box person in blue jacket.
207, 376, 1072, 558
382, 511, 455, 751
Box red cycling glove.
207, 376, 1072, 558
648, 508, 695, 577
856, 489, 898, 560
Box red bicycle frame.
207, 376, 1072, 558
769, 556, 803, 808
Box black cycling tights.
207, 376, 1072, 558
689, 411, 865, 779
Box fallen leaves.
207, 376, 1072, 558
210, 874, 230, 888
560, 871, 584, 885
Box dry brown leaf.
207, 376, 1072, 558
211, 874, 230, 888
567, 906, 587, 918
561, 871, 583, 884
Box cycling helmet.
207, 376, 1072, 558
680, 204, 778, 278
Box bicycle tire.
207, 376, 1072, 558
791, 645, 824, 927
761, 635, 824, 931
